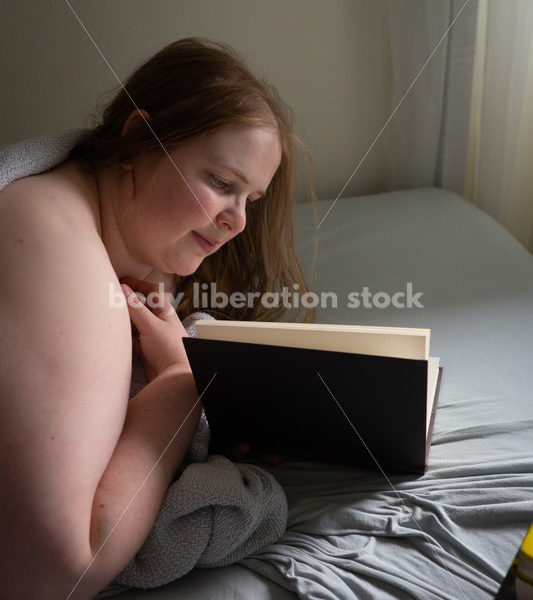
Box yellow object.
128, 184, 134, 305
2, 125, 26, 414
515, 523, 533, 599
522, 523, 533, 561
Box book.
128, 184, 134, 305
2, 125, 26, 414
182, 321, 442, 474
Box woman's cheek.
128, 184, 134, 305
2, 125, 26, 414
169, 184, 212, 222
196, 188, 220, 220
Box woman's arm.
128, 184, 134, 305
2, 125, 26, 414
0, 196, 199, 600
79, 280, 202, 598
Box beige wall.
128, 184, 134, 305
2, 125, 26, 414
1, 0, 449, 200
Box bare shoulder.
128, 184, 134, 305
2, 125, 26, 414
0, 163, 123, 338
0, 160, 100, 236
0, 161, 130, 365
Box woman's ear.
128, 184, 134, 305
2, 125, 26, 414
120, 109, 151, 170
121, 109, 151, 136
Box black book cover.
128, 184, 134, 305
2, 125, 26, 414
183, 337, 441, 474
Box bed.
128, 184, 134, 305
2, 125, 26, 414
97, 187, 533, 600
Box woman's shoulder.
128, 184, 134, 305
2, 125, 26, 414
0, 160, 116, 300
0, 160, 129, 358
0, 160, 101, 239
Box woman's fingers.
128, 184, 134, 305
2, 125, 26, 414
120, 284, 161, 335
210, 440, 283, 465
211, 442, 251, 461
120, 277, 176, 321
248, 451, 283, 465
119, 278, 189, 381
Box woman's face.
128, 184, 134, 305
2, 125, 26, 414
117, 124, 282, 276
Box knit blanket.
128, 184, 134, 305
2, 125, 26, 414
0, 132, 288, 591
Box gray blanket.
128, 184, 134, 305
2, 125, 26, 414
0, 132, 288, 591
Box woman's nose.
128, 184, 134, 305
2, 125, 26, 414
216, 197, 247, 235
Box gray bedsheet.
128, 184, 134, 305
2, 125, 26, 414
103, 188, 533, 599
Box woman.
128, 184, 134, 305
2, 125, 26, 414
0, 38, 311, 599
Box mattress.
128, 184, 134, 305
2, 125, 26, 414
98, 187, 533, 599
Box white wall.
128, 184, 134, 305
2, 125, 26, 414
1, 0, 451, 200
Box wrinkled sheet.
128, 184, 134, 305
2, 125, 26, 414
109, 189, 533, 599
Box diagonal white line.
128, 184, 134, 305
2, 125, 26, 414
316, 371, 468, 600
316, 0, 472, 230
63, 0, 217, 228
65, 371, 218, 600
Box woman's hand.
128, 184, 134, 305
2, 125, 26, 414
210, 441, 283, 465
119, 278, 282, 465
120, 277, 189, 381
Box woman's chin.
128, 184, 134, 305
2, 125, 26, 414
171, 259, 203, 277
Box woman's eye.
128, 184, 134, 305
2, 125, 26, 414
211, 175, 259, 203
212, 176, 228, 189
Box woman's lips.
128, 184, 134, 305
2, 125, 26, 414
192, 231, 220, 253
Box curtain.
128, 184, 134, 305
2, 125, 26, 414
379, 0, 478, 194
435, 0, 479, 195
464, 0, 533, 252
380, 0, 450, 192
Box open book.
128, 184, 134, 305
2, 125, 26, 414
182, 321, 442, 474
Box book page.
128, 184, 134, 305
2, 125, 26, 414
427, 357, 440, 435
194, 320, 430, 360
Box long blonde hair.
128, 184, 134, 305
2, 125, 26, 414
70, 37, 316, 321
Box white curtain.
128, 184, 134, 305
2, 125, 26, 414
380, 0, 478, 194
464, 0, 533, 252
435, 0, 479, 195
382, 0, 533, 254
380, 0, 451, 191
